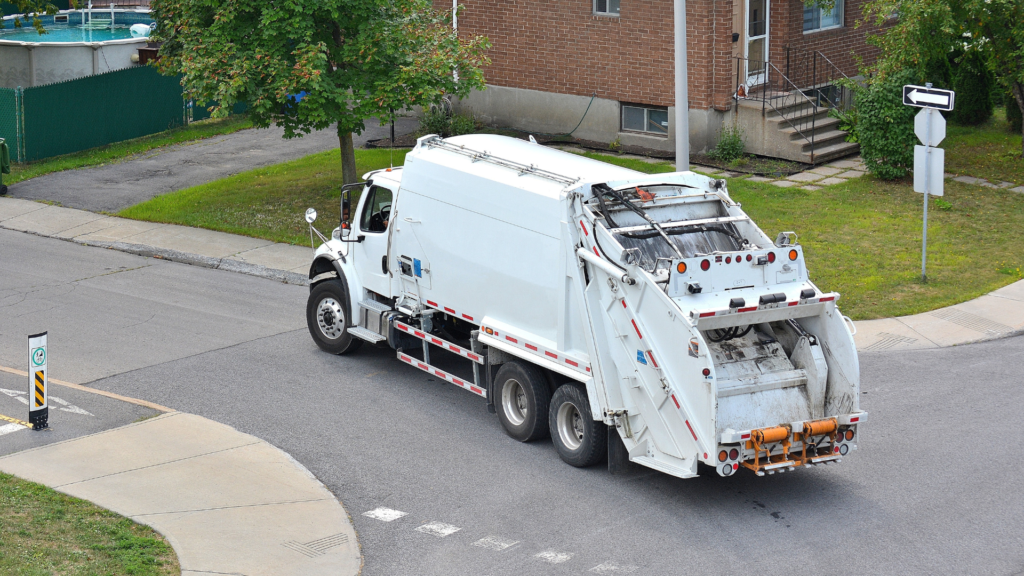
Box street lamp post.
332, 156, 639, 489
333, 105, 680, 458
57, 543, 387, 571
675, 0, 689, 171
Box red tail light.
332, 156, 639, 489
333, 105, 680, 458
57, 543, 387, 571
767, 252, 776, 263
700, 259, 710, 271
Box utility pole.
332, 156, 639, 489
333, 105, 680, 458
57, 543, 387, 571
674, 0, 689, 171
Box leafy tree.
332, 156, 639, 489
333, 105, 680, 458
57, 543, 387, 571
855, 69, 919, 180
950, 50, 993, 126
151, 0, 490, 183
863, 0, 1024, 156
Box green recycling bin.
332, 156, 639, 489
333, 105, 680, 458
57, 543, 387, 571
0, 137, 9, 196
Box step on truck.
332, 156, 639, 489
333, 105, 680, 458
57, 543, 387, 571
304, 134, 866, 479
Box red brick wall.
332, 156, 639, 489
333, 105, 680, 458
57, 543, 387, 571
769, 0, 880, 80
445, 1, 880, 111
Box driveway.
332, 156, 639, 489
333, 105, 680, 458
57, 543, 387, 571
7, 117, 418, 213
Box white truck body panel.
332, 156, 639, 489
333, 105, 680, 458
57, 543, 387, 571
311, 134, 865, 480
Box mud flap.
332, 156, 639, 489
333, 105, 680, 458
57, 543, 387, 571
608, 427, 631, 474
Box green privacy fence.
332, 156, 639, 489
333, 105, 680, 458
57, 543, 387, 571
0, 65, 245, 163
0, 87, 24, 163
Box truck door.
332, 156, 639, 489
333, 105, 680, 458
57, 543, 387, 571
353, 184, 393, 298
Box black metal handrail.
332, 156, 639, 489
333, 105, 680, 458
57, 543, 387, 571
734, 57, 823, 161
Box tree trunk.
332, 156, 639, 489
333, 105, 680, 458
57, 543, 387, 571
338, 125, 358, 184
1015, 82, 1024, 158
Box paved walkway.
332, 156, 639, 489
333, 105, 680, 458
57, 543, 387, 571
0, 412, 361, 576
6, 117, 419, 213
2, 194, 1022, 350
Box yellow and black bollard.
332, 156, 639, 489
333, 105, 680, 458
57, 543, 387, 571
28, 332, 48, 430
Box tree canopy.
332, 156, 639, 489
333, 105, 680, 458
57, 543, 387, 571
1, 0, 67, 32
151, 0, 490, 182
863, 0, 1024, 154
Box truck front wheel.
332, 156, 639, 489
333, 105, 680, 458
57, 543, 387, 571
550, 383, 607, 467
494, 362, 550, 442
306, 280, 363, 355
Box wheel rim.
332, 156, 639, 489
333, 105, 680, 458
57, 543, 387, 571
501, 379, 528, 426
316, 297, 346, 340
557, 401, 584, 451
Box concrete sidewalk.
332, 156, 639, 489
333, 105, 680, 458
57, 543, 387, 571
0, 412, 361, 576
2, 194, 1023, 351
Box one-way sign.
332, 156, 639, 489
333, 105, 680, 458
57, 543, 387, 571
903, 85, 955, 111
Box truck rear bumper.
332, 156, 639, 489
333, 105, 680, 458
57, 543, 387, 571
715, 412, 866, 477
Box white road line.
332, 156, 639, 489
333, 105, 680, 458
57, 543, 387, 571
589, 561, 639, 574
535, 550, 574, 564
472, 535, 520, 551
0, 423, 26, 436
362, 507, 408, 522
415, 521, 461, 538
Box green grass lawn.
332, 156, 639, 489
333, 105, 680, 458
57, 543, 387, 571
945, 107, 1024, 184
119, 143, 1024, 320
120, 148, 407, 245
5, 115, 252, 186
0, 473, 179, 576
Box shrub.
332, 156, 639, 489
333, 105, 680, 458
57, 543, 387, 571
856, 69, 918, 180
950, 51, 993, 126
709, 126, 744, 162
1007, 91, 1023, 134
418, 107, 476, 138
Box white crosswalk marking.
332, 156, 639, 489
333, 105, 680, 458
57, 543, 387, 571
0, 423, 26, 436
472, 535, 520, 551
590, 560, 639, 574
415, 521, 461, 538
535, 550, 573, 564
362, 507, 408, 522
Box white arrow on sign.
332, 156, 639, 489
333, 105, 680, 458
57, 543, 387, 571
908, 89, 950, 107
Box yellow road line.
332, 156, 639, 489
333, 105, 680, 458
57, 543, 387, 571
0, 365, 175, 413
0, 413, 32, 428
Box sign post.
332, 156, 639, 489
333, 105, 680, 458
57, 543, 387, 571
28, 332, 48, 430
905, 84, 954, 283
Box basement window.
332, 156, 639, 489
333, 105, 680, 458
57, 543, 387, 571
594, 0, 620, 16
804, 0, 843, 32
621, 104, 669, 136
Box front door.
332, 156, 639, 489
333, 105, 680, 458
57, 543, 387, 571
353, 184, 394, 298
745, 0, 769, 86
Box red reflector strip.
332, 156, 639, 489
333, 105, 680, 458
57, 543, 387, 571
414, 331, 425, 338
471, 386, 484, 395
593, 247, 600, 257
398, 350, 487, 398
565, 359, 578, 367
685, 420, 698, 441
398, 324, 409, 331
431, 338, 443, 345
444, 307, 456, 314
646, 351, 658, 368
631, 319, 643, 339
586, 367, 591, 372
788, 301, 798, 306
487, 328, 592, 375
738, 306, 757, 313
468, 354, 480, 362
741, 433, 751, 440
506, 336, 518, 343
850, 417, 860, 423
819, 296, 835, 302
671, 394, 680, 409
435, 370, 445, 377
462, 314, 474, 321
453, 378, 463, 385
418, 363, 428, 370
580, 221, 589, 236
525, 343, 538, 351
545, 351, 557, 359
427, 300, 438, 307
699, 312, 716, 318
621, 300, 627, 308
395, 320, 485, 364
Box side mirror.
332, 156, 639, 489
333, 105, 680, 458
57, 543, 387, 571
305, 208, 317, 224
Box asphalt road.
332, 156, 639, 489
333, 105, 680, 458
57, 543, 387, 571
2, 228, 1023, 575
7, 117, 418, 213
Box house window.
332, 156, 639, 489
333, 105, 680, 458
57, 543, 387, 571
621, 104, 668, 136
804, 0, 843, 32
594, 0, 620, 16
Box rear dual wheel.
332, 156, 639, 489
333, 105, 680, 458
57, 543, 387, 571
549, 382, 607, 467
494, 362, 550, 442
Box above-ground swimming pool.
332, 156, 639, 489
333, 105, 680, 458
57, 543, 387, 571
0, 10, 155, 88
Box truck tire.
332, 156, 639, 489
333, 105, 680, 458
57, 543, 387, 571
306, 280, 363, 355
494, 361, 550, 442
549, 383, 607, 467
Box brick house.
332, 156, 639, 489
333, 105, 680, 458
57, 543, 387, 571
446, 0, 881, 163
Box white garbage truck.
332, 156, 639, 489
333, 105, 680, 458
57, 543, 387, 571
304, 134, 866, 479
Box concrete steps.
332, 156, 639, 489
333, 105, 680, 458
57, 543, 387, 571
733, 95, 859, 164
